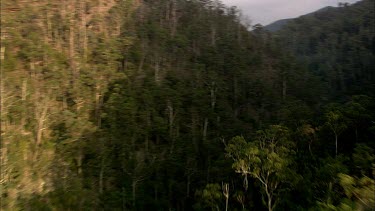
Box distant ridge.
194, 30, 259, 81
264, 6, 334, 32
264, 19, 292, 32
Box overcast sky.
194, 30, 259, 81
220, 0, 360, 25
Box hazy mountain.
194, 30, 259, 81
264, 6, 334, 32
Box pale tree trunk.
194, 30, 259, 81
95, 78, 104, 127
21, 79, 27, 132
167, 100, 176, 154
33, 88, 50, 162
69, 5, 78, 86
155, 57, 160, 84
77, 149, 83, 175
203, 118, 208, 141
33, 69, 50, 149
35, 104, 48, 147
222, 183, 229, 211
0, 47, 5, 130
265, 186, 273, 211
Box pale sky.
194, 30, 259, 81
221, 0, 361, 25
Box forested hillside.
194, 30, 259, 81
273, 0, 375, 99
1, 0, 374, 210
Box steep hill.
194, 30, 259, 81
273, 0, 375, 98
1, 0, 318, 210
1, 0, 374, 210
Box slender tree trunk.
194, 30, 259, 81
69, 18, 76, 75
122, 187, 126, 211
77, 149, 83, 175
267, 192, 272, 211
99, 156, 105, 194
203, 118, 208, 141
170, 0, 177, 37
222, 183, 229, 211
155, 57, 160, 84
211, 26, 216, 47
167, 100, 175, 153
225, 197, 229, 211
309, 141, 313, 156
132, 180, 137, 208
264, 184, 273, 211
335, 133, 338, 156
138, 48, 146, 72
95, 80, 103, 127
186, 175, 190, 197
282, 79, 287, 100
210, 82, 216, 109
35, 99, 49, 148
21, 79, 27, 132
78, 1, 88, 61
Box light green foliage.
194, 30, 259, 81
338, 173, 375, 210
226, 125, 299, 211
319, 174, 375, 210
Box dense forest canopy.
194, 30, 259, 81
0, 0, 374, 210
